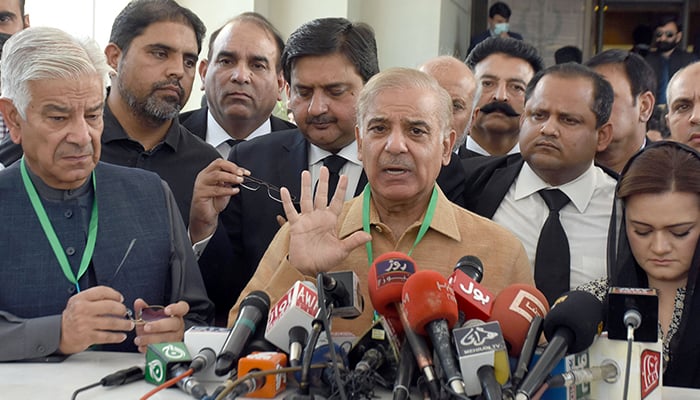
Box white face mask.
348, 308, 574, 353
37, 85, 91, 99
493, 22, 509, 35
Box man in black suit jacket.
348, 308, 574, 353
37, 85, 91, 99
462, 63, 617, 303
179, 13, 295, 159
586, 50, 657, 173
188, 18, 378, 325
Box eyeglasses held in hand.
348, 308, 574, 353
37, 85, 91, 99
126, 305, 168, 324
240, 175, 296, 203
656, 30, 676, 39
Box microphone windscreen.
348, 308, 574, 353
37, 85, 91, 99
454, 255, 484, 282
241, 290, 271, 315
488, 284, 549, 356
368, 252, 418, 319
544, 291, 604, 354
401, 270, 459, 335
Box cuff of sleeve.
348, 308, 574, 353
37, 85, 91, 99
190, 231, 213, 259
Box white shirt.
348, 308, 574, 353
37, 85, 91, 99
492, 162, 617, 289
308, 142, 363, 201
205, 111, 272, 158
465, 135, 520, 155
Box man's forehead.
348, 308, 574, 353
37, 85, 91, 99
291, 53, 362, 85
474, 53, 533, 78
669, 65, 700, 99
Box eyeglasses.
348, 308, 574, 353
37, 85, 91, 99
656, 31, 676, 39
126, 305, 168, 324
240, 175, 296, 203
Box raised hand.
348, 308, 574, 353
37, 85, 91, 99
280, 167, 371, 276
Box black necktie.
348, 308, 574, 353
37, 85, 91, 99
535, 189, 571, 305
322, 154, 347, 201
226, 138, 244, 147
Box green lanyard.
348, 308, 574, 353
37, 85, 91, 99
20, 158, 98, 293
362, 183, 438, 266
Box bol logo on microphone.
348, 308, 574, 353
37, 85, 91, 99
641, 349, 661, 399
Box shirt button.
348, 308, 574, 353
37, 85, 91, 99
64, 209, 73, 218
374, 225, 383, 233
67, 286, 76, 294
66, 247, 76, 256
36, 345, 45, 353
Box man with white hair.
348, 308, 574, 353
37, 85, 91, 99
0, 26, 212, 362
228, 67, 532, 335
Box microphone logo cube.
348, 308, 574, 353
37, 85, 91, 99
145, 342, 191, 385
454, 321, 506, 353
641, 349, 661, 399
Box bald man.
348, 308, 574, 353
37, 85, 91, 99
419, 56, 477, 151
666, 61, 700, 151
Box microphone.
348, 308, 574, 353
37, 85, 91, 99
367, 252, 440, 399
449, 255, 494, 322
392, 338, 417, 400
216, 290, 271, 376
487, 283, 549, 357
515, 290, 604, 400
265, 281, 319, 353
288, 326, 309, 367
606, 287, 658, 342
347, 317, 400, 384
453, 319, 509, 398
189, 347, 216, 373
402, 270, 465, 395
547, 361, 619, 388
237, 351, 288, 398
512, 315, 544, 388
144, 342, 211, 399
321, 271, 364, 318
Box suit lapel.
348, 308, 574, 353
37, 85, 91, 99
278, 131, 307, 200
475, 158, 524, 218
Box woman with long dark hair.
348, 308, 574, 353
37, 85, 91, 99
579, 141, 700, 388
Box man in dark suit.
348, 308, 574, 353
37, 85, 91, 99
467, 2, 523, 55
645, 15, 697, 105
462, 63, 617, 304
460, 37, 543, 158
586, 50, 656, 173
179, 13, 295, 159
188, 18, 376, 325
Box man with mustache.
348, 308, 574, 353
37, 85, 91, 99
461, 37, 543, 158
99, 0, 220, 222
665, 61, 700, 152
228, 68, 533, 335
179, 13, 296, 159
462, 63, 616, 304
645, 15, 696, 105
0, 26, 212, 361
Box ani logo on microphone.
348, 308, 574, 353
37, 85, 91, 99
640, 349, 661, 399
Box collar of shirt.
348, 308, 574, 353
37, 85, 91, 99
205, 110, 272, 147
338, 184, 462, 242
102, 102, 183, 152
465, 135, 520, 155
308, 142, 361, 168
515, 162, 598, 213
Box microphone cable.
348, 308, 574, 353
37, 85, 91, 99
214, 363, 329, 400
139, 368, 193, 400
317, 272, 349, 400
70, 365, 144, 399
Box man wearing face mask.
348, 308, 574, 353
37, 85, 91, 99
468, 2, 523, 55
645, 15, 697, 105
